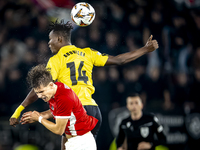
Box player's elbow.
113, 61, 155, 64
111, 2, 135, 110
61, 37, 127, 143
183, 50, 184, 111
55, 130, 64, 136
58, 132, 64, 136
54, 127, 65, 135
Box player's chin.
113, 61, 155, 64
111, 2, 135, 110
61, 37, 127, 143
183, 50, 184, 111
51, 49, 57, 54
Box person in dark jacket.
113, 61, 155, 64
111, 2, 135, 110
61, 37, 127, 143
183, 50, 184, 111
116, 93, 166, 150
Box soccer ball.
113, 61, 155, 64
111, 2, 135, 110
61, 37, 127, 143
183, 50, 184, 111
71, 2, 95, 27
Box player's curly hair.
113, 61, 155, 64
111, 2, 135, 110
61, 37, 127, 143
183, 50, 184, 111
49, 19, 73, 42
27, 64, 52, 89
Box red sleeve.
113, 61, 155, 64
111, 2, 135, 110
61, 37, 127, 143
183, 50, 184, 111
55, 95, 73, 119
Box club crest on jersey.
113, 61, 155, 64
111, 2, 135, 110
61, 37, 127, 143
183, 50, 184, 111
140, 127, 149, 138
51, 106, 54, 110
126, 122, 131, 128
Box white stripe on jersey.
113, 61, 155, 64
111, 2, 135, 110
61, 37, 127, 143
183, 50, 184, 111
68, 112, 77, 136
157, 125, 163, 133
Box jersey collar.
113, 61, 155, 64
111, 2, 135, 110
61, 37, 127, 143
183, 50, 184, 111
59, 45, 76, 52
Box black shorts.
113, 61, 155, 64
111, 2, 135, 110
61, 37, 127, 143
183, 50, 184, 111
83, 105, 102, 139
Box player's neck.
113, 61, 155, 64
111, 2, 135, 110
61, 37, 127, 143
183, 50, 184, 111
63, 42, 72, 47
131, 111, 142, 120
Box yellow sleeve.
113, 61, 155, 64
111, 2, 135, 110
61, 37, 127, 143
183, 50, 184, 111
90, 49, 108, 66
46, 56, 61, 81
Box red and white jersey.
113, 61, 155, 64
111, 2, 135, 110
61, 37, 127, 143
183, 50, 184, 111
48, 82, 98, 136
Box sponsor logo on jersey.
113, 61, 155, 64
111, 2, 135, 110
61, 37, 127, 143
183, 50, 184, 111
140, 127, 149, 138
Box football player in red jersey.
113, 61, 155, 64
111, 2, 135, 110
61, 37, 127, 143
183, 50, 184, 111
20, 64, 97, 150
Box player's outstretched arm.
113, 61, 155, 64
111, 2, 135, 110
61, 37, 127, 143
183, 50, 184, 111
105, 35, 158, 65
9, 89, 38, 127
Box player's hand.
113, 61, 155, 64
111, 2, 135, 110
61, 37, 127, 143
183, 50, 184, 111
31, 111, 40, 121
20, 111, 38, 124
145, 35, 159, 53
9, 117, 19, 127
137, 141, 152, 150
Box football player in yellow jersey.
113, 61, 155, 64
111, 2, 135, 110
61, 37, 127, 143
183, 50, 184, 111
10, 20, 158, 149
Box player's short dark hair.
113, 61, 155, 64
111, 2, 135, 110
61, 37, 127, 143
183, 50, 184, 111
127, 93, 140, 98
27, 64, 52, 89
126, 93, 142, 102
49, 19, 73, 42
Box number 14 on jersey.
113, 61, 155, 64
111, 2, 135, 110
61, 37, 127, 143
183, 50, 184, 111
67, 61, 88, 86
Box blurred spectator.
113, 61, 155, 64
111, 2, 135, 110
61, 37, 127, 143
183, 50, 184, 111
167, 14, 189, 71
189, 9, 200, 48
101, 30, 121, 55
143, 9, 165, 52
188, 68, 200, 112
5, 68, 26, 106
144, 67, 173, 111
190, 46, 200, 70
24, 36, 37, 52
18, 51, 37, 78
87, 28, 103, 50
1, 38, 27, 67
107, 66, 124, 108
36, 40, 51, 64
105, 1, 125, 30
146, 49, 161, 74
74, 37, 88, 48
93, 67, 112, 112
171, 72, 190, 113
31, 14, 49, 42
126, 13, 144, 42
122, 66, 146, 106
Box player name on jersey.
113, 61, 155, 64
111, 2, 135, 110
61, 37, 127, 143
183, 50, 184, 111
63, 50, 85, 58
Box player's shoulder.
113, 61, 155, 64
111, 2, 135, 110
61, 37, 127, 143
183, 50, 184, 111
121, 116, 132, 124
56, 82, 71, 94
143, 112, 159, 122
80, 47, 94, 53
49, 53, 59, 60
143, 112, 156, 119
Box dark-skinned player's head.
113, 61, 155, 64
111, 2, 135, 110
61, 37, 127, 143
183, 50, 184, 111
48, 20, 73, 54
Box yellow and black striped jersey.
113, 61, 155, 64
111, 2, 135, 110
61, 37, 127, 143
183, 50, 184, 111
46, 45, 108, 106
